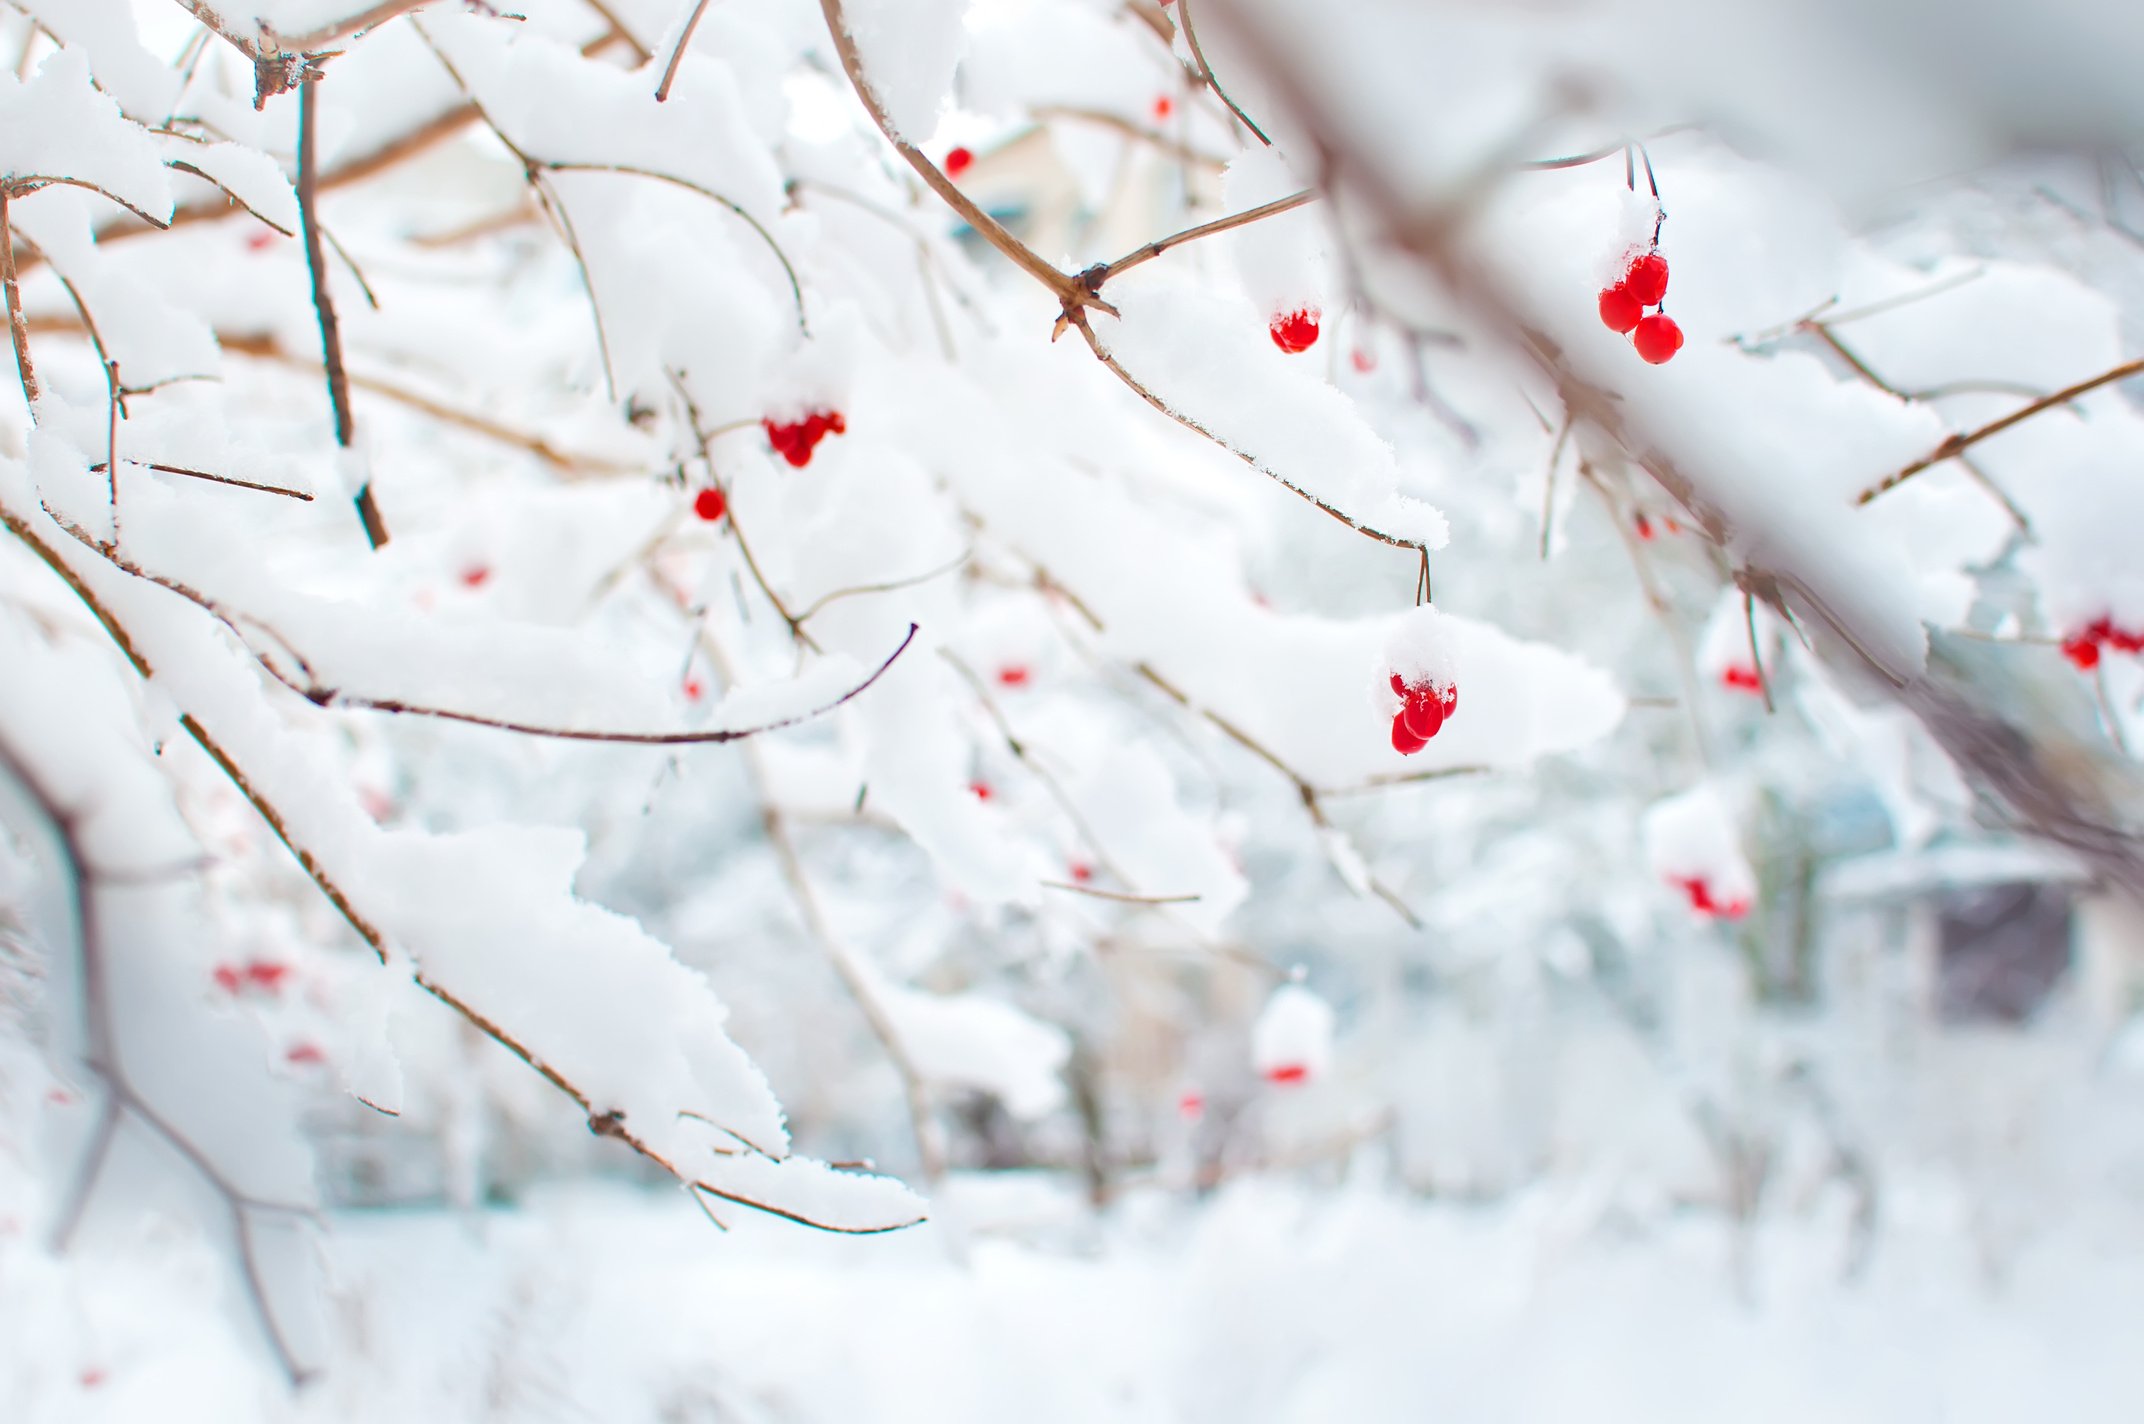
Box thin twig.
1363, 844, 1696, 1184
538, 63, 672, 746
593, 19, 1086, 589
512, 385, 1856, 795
3, 497, 915, 1232
655, 0, 716, 102
1858, 357, 2144, 505
1085, 188, 1315, 289
1175, 0, 1271, 147
297, 68, 387, 548
1807, 324, 2029, 532
0, 191, 38, 408
90, 460, 315, 502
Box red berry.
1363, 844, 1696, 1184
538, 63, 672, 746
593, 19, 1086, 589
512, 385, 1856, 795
1269, 308, 1320, 354
1152, 95, 1173, 122
1391, 714, 1428, 755
996, 665, 1030, 688
2107, 624, 2144, 655
1351, 347, 1376, 374
1624, 251, 1669, 305
944, 146, 974, 179
1069, 861, 1093, 883
1264, 1062, 1309, 1086
969, 781, 992, 801
1634, 512, 1654, 540
2063, 632, 2103, 670
459, 565, 491, 589
1598, 284, 1642, 333
243, 960, 290, 992
693, 487, 727, 522
1389, 673, 1408, 697
212, 964, 242, 994
1721, 665, 1762, 693
1400, 691, 1445, 741
683, 676, 705, 701
763, 410, 847, 467
1632, 313, 1684, 364
285, 1043, 326, 1066
1177, 1090, 1203, 1119
244, 229, 276, 253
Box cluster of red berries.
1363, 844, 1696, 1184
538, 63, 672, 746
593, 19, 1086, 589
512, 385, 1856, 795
1389, 673, 1458, 755
1598, 251, 1683, 364
1669, 874, 1749, 920
213, 959, 291, 995
763, 410, 847, 468
2061, 616, 2144, 671
1270, 307, 1320, 354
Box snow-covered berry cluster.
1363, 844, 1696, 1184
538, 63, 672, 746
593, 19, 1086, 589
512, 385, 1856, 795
763, 410, 847, 467
1599, 250, 1683, 364
1388, 673, 1458, 755
2060, 615, 2144, 672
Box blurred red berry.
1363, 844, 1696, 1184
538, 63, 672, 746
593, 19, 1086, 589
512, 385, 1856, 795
1269, 308, 1320, 353
1598, 284, 1642, 333
1624, 251, 1670, 305
1632, 313, 1684, 364
693, 487, 727, 522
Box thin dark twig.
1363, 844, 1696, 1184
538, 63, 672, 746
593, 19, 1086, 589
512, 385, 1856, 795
795, 546, 972, 622
655, 0, 717, 102
297, 68, 388, 548
1086, 189, 1315, 289
1858, 357, 2144, 505
91, 460, 315, 502
666, 370, 822, 651
1175, 0, 1271, 147
0, 191, 38, 407
292, 623, 918, 743
542, 162, 806, 333
4, 500, 914, 1231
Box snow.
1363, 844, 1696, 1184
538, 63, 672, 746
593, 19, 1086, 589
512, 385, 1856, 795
6, 0, 2144, 1413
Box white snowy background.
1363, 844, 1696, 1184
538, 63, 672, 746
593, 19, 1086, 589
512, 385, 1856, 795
4, 0, 2144, 1419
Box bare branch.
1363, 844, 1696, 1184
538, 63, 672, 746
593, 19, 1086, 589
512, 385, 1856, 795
1857, 357, 2144, 505
296, 68, 388, 547
1, 191, 40, 408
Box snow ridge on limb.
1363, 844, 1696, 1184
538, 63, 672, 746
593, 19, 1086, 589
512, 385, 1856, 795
0, 462, 925, 1237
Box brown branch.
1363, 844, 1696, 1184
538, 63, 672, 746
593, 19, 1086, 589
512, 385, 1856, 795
794, 546, 971, 622
290, 623, 916, 743
1807, 324, 2028, 531
542, 161, 806, 333
667, 370, 821, 651
277, 0, 438, 50
89, 460, 314, 502
217, 330, 636, 474
1130, 658, 1423, 928
0, 191, 37, 409
1175, 0, 1271, 147
1222, 1, 2144, 896
655, 0, 716, 101
1857, 356, 2144, 505
1085, 188, 1315, 289
1068, 308, 1429, 557
696, 627, 948, 1184
2, 499, 909, 1231
296, 69, 387, 548
1027, 107, 1231, 170
817, 0, 1084, 306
